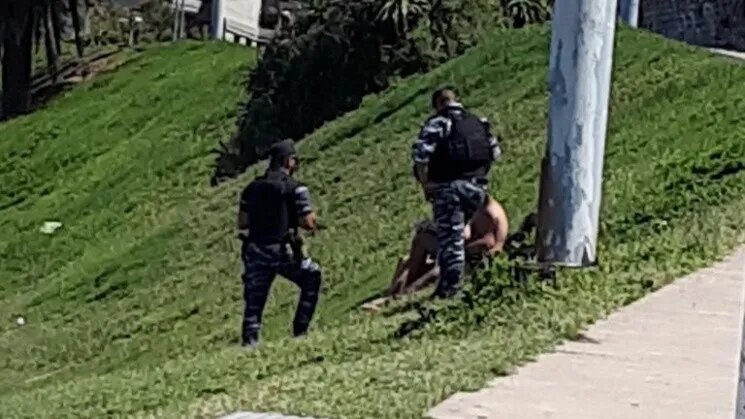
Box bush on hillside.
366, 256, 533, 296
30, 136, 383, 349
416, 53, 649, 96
212, 0, 551, 182
502, 0, 553, 28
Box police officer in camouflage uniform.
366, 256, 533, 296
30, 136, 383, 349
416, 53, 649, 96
237, 139, 322, 347
412, 87, 501, 298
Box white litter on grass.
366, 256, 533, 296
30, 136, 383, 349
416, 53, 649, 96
39, 221, 63, 235
16, 316, 25, 326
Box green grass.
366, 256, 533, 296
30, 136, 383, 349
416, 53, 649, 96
1, 27, 745, 418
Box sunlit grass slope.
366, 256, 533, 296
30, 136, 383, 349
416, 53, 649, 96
1, 28, 744, 418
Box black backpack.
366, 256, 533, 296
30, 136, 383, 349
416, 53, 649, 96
428, 109, 494, 182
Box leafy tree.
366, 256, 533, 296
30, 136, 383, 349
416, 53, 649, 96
378, 0, 427, 34
502, 0, 552, 28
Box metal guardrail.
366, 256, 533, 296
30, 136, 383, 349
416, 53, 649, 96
222, 17, 275, 46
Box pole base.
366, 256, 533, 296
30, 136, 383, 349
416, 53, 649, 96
535, 257, 600, 270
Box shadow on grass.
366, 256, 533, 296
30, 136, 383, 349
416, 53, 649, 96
1, 49, 129, 123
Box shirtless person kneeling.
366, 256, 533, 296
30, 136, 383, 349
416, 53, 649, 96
361, 196, 508, 313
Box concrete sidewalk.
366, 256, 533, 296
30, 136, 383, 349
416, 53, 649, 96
428, 248, 745, 419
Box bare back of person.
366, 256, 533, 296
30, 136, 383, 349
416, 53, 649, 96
464, 196, 509, 256
362, 197, 509, 313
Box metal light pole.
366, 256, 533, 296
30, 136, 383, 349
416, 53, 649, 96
738, 317, 745, 418
618, 0, 640, 27
535, 0, 619, 267
211, 0, 225, 40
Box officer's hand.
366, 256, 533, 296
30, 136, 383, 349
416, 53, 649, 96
423, 183, 436, 202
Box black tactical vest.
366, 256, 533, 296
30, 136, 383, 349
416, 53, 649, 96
427, 108, 493, 183
244, 169, 299, 245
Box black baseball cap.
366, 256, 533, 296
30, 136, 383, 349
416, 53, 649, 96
268, 139, 297, 161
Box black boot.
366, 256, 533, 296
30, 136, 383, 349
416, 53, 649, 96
292, 322, 309, 338
242, 328, 260, 348
433, 280, 459, 299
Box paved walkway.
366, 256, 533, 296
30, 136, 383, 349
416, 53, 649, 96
428, 248, 745, 419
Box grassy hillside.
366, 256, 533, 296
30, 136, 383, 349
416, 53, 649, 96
2, 27, 745, 418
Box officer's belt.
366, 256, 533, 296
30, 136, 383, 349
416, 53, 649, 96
431, 177, 488, 187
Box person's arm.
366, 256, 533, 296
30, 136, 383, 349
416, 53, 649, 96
414, 164, 429, 186
407, 228, 436, 281
388, 257, 411, 296
465, 235, 497, 256
237, 210, 250, 233
480, 116, 502, 163
406, 264, 440, 294
294, 184, 317, 232
237, 186, 251, 238
411, 116, 448, 190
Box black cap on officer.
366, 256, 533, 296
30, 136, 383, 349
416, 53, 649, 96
268, 139, 299, 172
269, 139, 296, 161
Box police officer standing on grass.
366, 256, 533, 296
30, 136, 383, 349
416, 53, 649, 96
411, 87, 502, 298
237, 139, 322, 348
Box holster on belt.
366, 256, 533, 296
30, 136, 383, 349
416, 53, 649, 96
285, 229, 305, 266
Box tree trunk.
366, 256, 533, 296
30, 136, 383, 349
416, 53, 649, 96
50, 1, 63, 54
34, 6, 43, 54
1, 1, 35, 119
0, 18, 4, 66
68, 0, 84, 57
44, 5, 59, 82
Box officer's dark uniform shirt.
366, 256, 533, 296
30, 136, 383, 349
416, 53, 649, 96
411, 102, 501, 179
238, 167, 321, 345
239, 169, 313, 245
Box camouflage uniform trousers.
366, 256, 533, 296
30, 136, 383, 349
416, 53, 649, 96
431, 179, 488, 297
241, 242, 322, 344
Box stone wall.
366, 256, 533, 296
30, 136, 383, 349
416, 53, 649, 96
640, 0, 745, 50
